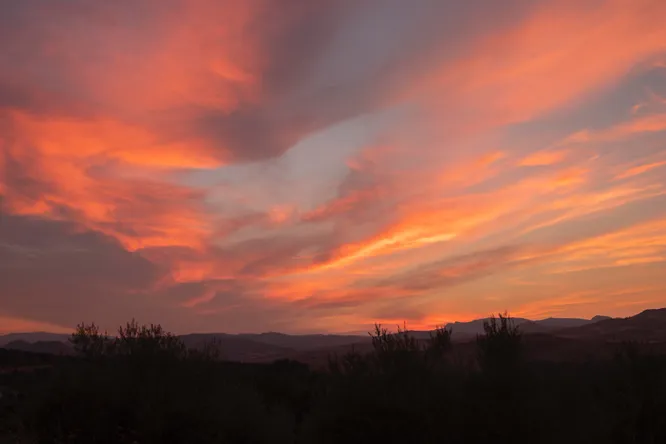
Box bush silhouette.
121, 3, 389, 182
20, 320, 294, 443
4, 314, 666, 443
70, 322, 111, 358
114, 319, 187, 360
476, 312, 524, 375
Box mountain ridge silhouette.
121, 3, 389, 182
4, 309, 666, 362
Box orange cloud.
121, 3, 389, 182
282, 156, 595, 278
418, 1, 666, 124
302, 188, 386, 223
305, 228, 458, 274
435, 151, 505, 189
519, 150, 569, 167
547, 218, 666, 274
615, 160, 666, 180
2, 139, 214, 252
8, 112, 221, 169
0, 315, 70, 335
521, 184, 665, 235
563, 113, 666, 146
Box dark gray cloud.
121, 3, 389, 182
359, 245, 526, 293
0, 211, 163, 326
0, 212, 301, 333
1, 149, 51, 203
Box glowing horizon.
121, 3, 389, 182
1, 0, 666, 334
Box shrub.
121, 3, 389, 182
476, 312, 523, 375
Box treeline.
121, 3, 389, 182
1, 314, 666, 443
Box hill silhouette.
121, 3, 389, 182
7, 310, 666, 365
555, 308, 666, 342
3, 340, 73, 356
0, 332, 70, 347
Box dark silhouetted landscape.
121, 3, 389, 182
2, 309, 666, 443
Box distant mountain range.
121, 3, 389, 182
1, 340, 73, 356
0, 332, 72, 347
2, 310, 665, 363
439, 315, 613, 337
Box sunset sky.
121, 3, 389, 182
1, 0, 666, 334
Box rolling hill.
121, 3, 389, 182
4, 310, 666, 364
3, 340, 73, 355
555, 308, 666, 342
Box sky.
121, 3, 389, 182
1, 0, 666, 335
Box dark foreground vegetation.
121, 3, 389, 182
2, 315, 666, 443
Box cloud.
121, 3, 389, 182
0, 211, 319, 333
615, 160, 666, 180
2, 0, 666, 333
360, 245, 527, 293
561, 113, 666, 146
439, 0, 666, 123
1, 143, 214, 251
0, 0, 374, 164
548, 217, 666, 274
0, 315, 71, 335
0, 212, 163, 327
519, 150, 569, 167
